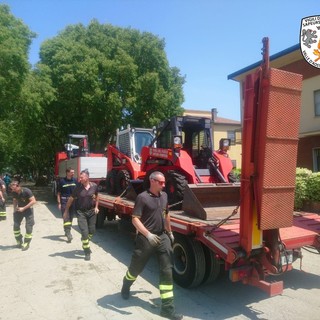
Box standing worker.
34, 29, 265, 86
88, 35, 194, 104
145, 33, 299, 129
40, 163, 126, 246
121, 171, 183, 320
63, 169, 99, 261
57, 167, 77, 243
0, 178, 6, 220
3, 173, 11, 192
10, 180, 37, 251
0, 186, 6, 221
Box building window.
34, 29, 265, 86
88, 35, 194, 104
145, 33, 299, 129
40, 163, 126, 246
314, 90, 320, 116
313, 148, 320, 172
227, 131, 236, 145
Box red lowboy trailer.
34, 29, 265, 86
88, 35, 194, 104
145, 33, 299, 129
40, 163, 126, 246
97, 38, 320, 296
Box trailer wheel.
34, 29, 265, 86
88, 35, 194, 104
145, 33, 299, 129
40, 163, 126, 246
201, 245, 222, 285
106, 170, 117, 195
165, 171, 187, 209
173, 234, 206, 288
115, 170, 131, 195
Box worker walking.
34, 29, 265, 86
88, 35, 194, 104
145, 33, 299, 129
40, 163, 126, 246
121, 171, 183, 320
57, 167, 77, 243
10, 180, 37, 251
0, 187, 6, 221
3, 174, 11, 192
63, 169, 99, 261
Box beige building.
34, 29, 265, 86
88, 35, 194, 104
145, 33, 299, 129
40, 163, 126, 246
183, 109, 242, 168
228, 44, 320, 172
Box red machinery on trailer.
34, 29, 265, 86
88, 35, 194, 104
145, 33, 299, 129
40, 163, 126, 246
98, 38, 320, 295
53, 134, 107, 196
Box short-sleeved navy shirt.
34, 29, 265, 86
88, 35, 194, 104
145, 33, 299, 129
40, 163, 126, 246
133, 190, 168, 234
57, 177, 77, 197
71, 182, 98, 211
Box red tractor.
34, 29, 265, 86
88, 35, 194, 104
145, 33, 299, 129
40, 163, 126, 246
105, 125, 156, 195
140, 116, 237, 208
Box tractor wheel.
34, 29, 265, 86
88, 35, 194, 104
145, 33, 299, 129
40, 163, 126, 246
97, 180, 106, 192
165, 170, 188, 209
173, 233, 206, 288
115, 170, 131, 195
106, 170, 117, 195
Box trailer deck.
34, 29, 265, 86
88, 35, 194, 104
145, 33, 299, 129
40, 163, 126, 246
98, 192, 320, 254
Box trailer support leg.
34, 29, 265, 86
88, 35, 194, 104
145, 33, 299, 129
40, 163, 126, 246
248, 278, 283, 296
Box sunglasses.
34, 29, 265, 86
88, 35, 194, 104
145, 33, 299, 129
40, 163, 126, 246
152, 178, 166, 185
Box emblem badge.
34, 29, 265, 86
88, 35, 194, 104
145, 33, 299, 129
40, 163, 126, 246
300, 15, 320, 69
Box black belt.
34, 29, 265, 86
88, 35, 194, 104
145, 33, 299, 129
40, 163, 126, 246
138, 231, 165, 237
77, 208, 94, 213
154, 231, 165, 236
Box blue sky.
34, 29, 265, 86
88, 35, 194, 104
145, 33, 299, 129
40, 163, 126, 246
2, 0, 319, 120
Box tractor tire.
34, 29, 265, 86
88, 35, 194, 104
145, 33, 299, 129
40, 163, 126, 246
97, 180, 107, 192
165, 170, 188, 209
106, 170, 117, 195
115, 170, 131, 195
173, 233, 206, 288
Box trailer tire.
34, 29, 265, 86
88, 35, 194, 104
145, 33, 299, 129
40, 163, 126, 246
115, 170, 131, 195
201, 245, 222, 285
106, 170, 117, 195
165, 171, 187, 209
173, 234, 206, 288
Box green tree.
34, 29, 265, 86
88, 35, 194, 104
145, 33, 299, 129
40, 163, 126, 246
0, 4, 36, 174
39, 20, 185, 151
0, 4, 35, 117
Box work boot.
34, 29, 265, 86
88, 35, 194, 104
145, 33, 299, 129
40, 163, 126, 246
160, 310, 183, 320
16, 241, 23, 249
21, 242, 30, 251
15, 234, 23, 248
65, 230, 73, 243
121, 277, 132, 300
84, 249, 91, 261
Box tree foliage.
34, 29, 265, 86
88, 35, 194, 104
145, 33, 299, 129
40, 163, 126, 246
0, 4, 36, 174
0, 10, 185, 177
39, 20, 185, 151
0, 4, 35, 117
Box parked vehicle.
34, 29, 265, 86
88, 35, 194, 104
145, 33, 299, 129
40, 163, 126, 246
105, 125, 156, 195
53, 134, 107, 196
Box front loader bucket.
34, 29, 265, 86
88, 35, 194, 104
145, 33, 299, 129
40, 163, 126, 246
182, 184, 240, 220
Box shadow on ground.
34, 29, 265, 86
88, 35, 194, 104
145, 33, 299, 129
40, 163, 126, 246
22, 182, 320, 320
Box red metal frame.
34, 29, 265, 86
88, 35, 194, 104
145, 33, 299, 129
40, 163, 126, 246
107, 144, 145, 180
